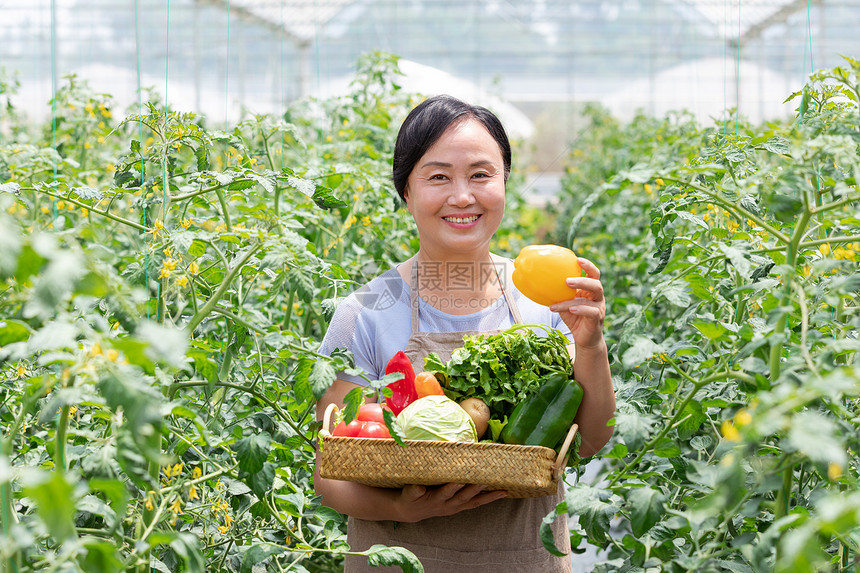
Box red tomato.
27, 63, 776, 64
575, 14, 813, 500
357, 403, 390, 424
332, 419, 365, 437
357, 421, 392, 439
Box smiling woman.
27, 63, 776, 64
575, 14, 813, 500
314, 94, 615, 573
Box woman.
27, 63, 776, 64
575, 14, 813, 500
315, 95, 615, 572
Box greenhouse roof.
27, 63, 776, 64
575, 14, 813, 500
203, 0, 816, 46
672, 0, 815, 43
199, 0, 356, 43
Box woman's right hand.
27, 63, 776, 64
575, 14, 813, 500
394, 483, 507, 523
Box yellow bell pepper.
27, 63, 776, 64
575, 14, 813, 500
511, 245, 583, 306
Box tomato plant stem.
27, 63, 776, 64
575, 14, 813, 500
26, 186, 147, 232
214, 187, 232, 232
607, 365, 755, 488
55, 405, 70, 473
185, 244, 262, 333
662, 176, 790, 244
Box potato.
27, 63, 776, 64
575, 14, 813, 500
459, 397, 490, 439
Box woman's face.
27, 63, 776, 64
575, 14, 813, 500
403, 118, 506, 260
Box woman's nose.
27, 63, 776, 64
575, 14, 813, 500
448, 178, 475, 206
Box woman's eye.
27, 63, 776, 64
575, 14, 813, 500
472, 172, 489, 179
429, 174, 447, 180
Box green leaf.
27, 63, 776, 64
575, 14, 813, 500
365, 544, 424, 573
621, 336, 661, 368
653, 438, 681, 458
628, 487, 665, 537
603, 443, 629, 459
78, 539, 123, 572
241, 543, 286, 573
188, 239, 208, 258
136, 321, 188, 368
312, 185, 348, 209
693, 321, 728, 340
788, 412, 847, 466
73, 185, 104, 200
194, 144, 210, 171
235, 433, 271, 474
0, 319, 32, 346
565, 484, 618, 544
227, 178, 255, 191
763, 136, 790, 155
309, 359, 337, 399
0, 182, 22, 195
540, 501, 569, 556
23, 471, 77, 541
243, 462, 276, 498
169, 532, 205, 573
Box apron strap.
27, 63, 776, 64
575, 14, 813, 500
410, 259, 421, 332
409, 255, 525, 333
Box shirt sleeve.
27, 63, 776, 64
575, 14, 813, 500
317, 296, 377, 387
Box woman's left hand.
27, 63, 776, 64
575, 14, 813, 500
549, 257, 605, 349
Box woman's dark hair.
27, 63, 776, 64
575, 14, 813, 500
392, 94, 511, 201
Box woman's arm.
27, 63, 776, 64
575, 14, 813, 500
550, 257, 616, 457
568, 340, 614, 457
314, 379, 506, 522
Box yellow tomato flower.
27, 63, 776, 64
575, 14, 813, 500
192, 466, 202, 479
176, 275, 188, 287
16, 364, 27, 378
169, 498, 182, 514
144, 491, 156, 511
181, 218, 192, 229
188, 485, 199, 500
150, 219, 164, 236
828, 462, 843, 481
105, 349, 119, 362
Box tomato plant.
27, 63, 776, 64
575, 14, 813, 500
552, 57, 860, 572
0, 53, 432, 573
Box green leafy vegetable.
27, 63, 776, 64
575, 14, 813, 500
424, 324, 573, 427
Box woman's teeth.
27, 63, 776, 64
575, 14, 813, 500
444, 215, 479, 224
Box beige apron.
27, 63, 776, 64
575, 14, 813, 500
344, 258, 572, 573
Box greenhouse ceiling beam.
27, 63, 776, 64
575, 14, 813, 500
194, 0, 308, 46
728, 0, 820, 49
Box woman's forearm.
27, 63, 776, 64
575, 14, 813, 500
314, 470, 405, 521
570, 340, 615, 457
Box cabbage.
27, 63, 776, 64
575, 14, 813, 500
397, 395, 477, 442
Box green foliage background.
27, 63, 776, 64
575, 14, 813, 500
1, 52, 859, 572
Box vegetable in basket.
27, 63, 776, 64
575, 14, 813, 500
397, 395, 477, 442
384, 350, 418, 415
424, 324, 573, 435
500, 371, 583, 449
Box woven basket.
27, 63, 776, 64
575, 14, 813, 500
318, 403, 578, 498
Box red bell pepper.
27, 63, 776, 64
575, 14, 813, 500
384, 350, 418, 415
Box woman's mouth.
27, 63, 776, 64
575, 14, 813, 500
442, 215, 481, 224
